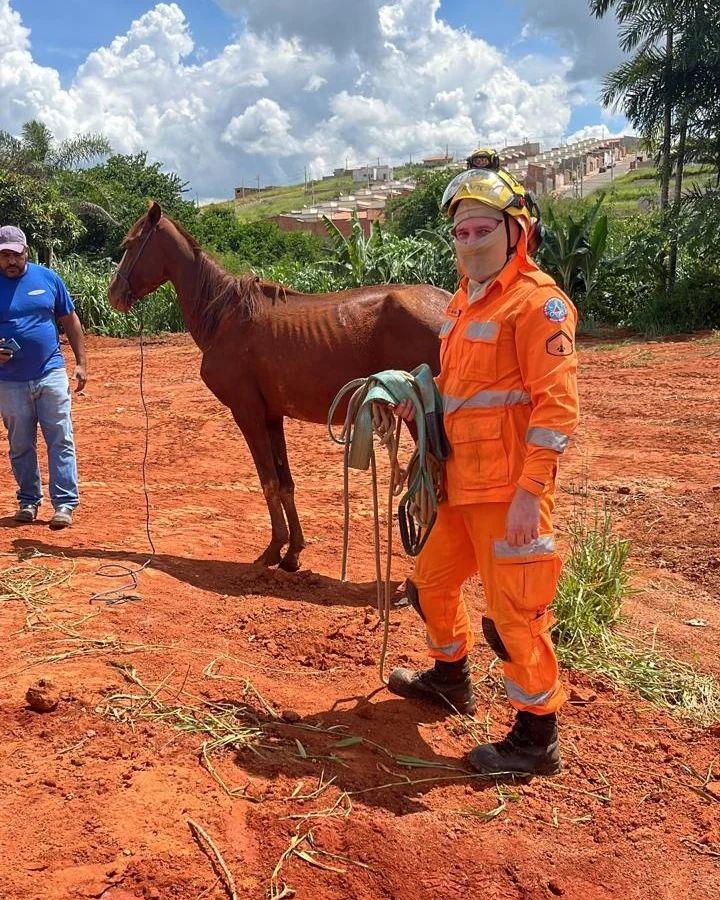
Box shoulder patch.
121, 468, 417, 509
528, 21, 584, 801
543, 297, 568, 323
27, 289, 46, 296
546, 330, 574, 357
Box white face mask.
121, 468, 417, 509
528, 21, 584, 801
454, 221, 508, 283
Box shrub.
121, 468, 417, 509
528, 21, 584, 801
55, 255, 184, 337
554, 495, 720, 722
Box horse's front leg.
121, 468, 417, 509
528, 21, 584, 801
232, 409, 289, 567
267, 417, 305, 572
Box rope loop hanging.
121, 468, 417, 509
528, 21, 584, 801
328, 363, 449, 683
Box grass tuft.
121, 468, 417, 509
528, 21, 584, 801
554, 495, 720, 724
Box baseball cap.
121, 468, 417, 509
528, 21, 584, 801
0, 225, 28, 253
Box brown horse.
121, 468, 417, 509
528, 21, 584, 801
107, 201, 448, 571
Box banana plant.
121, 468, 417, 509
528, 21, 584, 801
538, 194, 609, 304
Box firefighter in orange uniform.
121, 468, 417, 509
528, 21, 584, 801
389, 168, 580, 777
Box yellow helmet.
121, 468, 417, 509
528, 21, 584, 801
466, 146, 500, 170
441, 168, 534, 229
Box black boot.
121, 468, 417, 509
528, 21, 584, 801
467, 711, 561, 777
387, 657, 476, 715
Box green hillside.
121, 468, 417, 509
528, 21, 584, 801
207, 164, 428, 222
586, 165, 713, 214
209, 173, 354, 222
206, 163, 715, 224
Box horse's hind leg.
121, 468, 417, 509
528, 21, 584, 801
268, 418, 306, 572
232, 409, 289, 567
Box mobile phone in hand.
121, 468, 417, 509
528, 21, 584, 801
0, 338, 21, 354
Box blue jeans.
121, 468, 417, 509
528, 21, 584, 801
0, 367, 79, 509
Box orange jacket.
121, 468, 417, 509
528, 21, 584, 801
438, 246, 580, 506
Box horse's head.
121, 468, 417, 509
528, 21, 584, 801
108, 201, 167, 312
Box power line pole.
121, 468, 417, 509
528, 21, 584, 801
256, 174, 260, 193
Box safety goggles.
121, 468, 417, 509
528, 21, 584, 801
441, 169, 522, 216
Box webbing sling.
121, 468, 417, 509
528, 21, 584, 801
328, 363, 449, 683
328, 363, 449, 557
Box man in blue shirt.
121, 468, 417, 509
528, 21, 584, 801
0, 225, 87, 529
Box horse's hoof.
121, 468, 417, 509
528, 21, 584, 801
279, 552, 301, 573
255, 547, 283, 567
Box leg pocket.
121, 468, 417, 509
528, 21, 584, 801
493, 548, 562, 614
490, 550, 562, 668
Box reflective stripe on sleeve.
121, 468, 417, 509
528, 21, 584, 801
439, 319, 454, 338
526, 426, 569, 453
465, 321, 499, 342
504, 677, 555, 708
493, 535, 555, 558
443, 388, 531, 415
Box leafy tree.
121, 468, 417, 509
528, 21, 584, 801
385, 169, 454, 237
0, 171, 83, 259
591, 1, 682, 211
591, 1, 720, 288
75, 152, 199, 257
194, 206, 322, 269
0, 120, 111, 263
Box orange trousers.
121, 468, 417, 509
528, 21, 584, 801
411, 500, 566, 715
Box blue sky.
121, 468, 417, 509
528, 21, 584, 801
2, 1, 628, 197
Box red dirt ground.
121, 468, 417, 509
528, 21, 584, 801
1, 332, 719, 900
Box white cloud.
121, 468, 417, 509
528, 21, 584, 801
304, 75, 327, 93
517, 0, 623, 83
222, 98, 299, 155
0, 0, 605, 199
565, 124, 612, 143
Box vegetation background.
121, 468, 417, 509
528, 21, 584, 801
1, 0, 719, 337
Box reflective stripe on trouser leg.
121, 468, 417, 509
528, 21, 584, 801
488, 562, 565, 714
412, 503, 478, 663
471, 499, 566, 715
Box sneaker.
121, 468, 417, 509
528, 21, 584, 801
387, 657, 477, 715
467, 711, 562, 778
14, 504, 39, 523
49, 506, 74, 530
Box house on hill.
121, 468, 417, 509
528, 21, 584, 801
422, 154, 453, 167
351, 164, 394, 183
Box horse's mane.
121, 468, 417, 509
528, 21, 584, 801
131, 212, 294, 348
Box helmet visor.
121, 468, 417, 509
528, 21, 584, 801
440, 169, 517, 215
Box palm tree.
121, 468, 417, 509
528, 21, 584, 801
591, 1, 720, 289
0, 120, 115, 264
0, 120, 110, 177
590, 0, 681, 211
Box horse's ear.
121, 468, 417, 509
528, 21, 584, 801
148, 201, 162, 226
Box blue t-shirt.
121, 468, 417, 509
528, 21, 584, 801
0, 263, 75, 382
